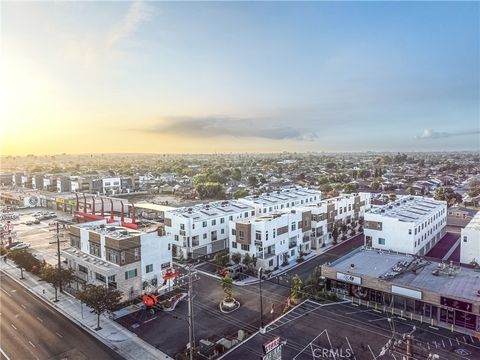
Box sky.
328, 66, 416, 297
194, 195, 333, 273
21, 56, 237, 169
1, 1, 479, 155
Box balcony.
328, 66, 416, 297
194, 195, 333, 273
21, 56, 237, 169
303, 235, 310, 243
257, 252, 276, 260
289, 241, 297, 249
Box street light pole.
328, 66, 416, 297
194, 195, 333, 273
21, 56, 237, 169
56, 222, 62, 292
258, 267, 264, 330
187, 265, 194, 360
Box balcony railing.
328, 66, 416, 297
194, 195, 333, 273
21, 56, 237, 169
257, 252, 276, 260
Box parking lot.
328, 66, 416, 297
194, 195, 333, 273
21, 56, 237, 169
224, 300, 480, 359
1, 208, 73, 265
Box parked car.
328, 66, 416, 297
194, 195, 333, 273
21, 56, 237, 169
25, 221, 33, 225
10, 242, 31, 250
222, 264, 244, 280
5, 241, 22, 249
33, 219, 40, 224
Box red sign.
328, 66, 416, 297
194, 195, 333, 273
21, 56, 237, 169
263, 337, 280, 354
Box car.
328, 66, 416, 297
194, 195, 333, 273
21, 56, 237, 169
10, 242, 31, 250
49, 212, 57, 217
33, 219, 40, 224
25, 221, 33, 225
5, 241, 22, 249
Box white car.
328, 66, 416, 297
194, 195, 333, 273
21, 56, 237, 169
10, 242, 31, 250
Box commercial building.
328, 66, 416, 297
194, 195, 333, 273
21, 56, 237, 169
63, 220, 172, 300
229, 208, 312, 271
238, 187, 321, 216
323, 248, 480, 332
164, 200, 255, 259
364, 196, 447, 256
460, 211, 480, 265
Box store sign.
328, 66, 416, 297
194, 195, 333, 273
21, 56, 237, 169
263, 337, 282, 360
391, 285, 422, 300
336, 272, 361, 285
440, 297, 472, 312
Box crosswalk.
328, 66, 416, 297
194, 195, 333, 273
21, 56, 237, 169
266, 299, 348, 332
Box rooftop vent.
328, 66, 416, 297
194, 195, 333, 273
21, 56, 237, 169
108, 227, 116, 231
99, 224, 105, 229
350, 263, 355, 269
121, 230, 129, 236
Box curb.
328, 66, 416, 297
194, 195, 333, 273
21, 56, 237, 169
0, 267, 170, 360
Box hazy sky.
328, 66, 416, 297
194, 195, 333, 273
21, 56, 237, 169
1, 1, 479, 155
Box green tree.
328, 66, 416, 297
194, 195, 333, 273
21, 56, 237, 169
370, 181, 380, 191
8, 249, 41, 279
319, 184, 333, 194
434, 187, 461, 205
214, 252, 229, 269
40, 265, 75, 302
221, 275, 233, 302
232, 168, 241, 181
195, 182, 225, 199
331, 226, 339, 244
252, 254, 257, 269
192, 173, 208, 186
233, 189, 249, 199
248, 176, 258, 188
78, 285, 122, 330
406, 187, 415, 195
344, 182, 359, 193
242, 253, 252, 269
231, 252, 241, 265
290, 275, 303, 305
467, 178, 480, 197
303, 267, 325, 299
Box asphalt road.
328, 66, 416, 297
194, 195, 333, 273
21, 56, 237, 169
0, 273, 123, 360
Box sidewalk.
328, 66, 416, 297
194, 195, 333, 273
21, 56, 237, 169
0, 260, 172, 360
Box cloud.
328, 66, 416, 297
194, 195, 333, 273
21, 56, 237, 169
139, 116, 318, 141
65, 1, 153, 67
107, 1, 153, 48
416, 128, 480, 139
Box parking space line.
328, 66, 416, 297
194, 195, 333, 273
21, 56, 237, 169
10, 324, 17, 330
28, 341, 36, 348
1, 288, 11, 297
55, 332, 63, 338
36, 316, 43, 323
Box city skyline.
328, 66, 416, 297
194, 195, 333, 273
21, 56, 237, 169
1, 1, 479, 155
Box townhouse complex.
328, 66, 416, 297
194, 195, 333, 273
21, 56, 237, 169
460, 211, 480, 264
364, 196, 447, 255
63, 220, 172, 300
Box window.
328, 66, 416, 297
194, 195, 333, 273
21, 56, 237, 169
245, 212, 249, 217
174, 235, 179, 242
231, 241, 237, 248
229, 216, 233, 221
78, 264, 88, 274
256, 231, 262, 240
161, 262, 170, 269
269, 259, 274, 267
203, 221, 207, 227
291, 249, 295, 256
120, 251, 125, 264
463, 236, 468, 242
90, 243, 101, 257
241, 244, 250, 251
273, 229, 276, 238
238, 230, 245, 240
108, 275, 117, 289
192, 223, 195, 229
220, 218, 225, 224
251, 211, 255, 216
95, 273, 106, 283
266, 231, 269, 241
212, 219, 216, 226
146, 264, 153, 273
232, 229, 236, 235
221, 229, 225, 234
203, 233, 207, 239
125, 269, 137, 280
408, 229, 412, 235
134, 248, 140, 260
107, 249, 119, 264
180, 224, 185, 230
378, 238, 386, 245
291, 222, 296, 231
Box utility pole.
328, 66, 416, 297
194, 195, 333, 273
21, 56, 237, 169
56, 222, 62, 292
187, 265, 195, 360
258, 267, 264, 331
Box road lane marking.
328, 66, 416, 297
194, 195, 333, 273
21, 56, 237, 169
28, 341, 36, 348
56, 332, 63, 338
21, 304, 26, 309
1, 288, 11, 297
10, 324, 17, 330
36, 316, 43, 323
0, 347, 11, 360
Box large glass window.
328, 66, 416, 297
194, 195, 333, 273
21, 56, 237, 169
125, 268, 137, 280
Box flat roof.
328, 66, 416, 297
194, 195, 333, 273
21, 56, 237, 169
239, 187, 321, 206
73, 221, 142, 240
367, 196, 445, 223
133, 203, 176, 212
167, 200, 254, 222
464, 211, 480, 232
329, 248, 480, 303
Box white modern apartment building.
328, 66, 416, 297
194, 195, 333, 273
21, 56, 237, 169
460, 211, 480, 264
229, 209, 312, 270
164, 200, 255, 259
301, 192, 372, 249
364, 196, 447, 256
238, 187, 322, 216
62, 220, 172, 300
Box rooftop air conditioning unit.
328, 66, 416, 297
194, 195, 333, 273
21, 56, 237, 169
108, 227, 116, 231
121, 230, 129, 235
100, 224, 105, 229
